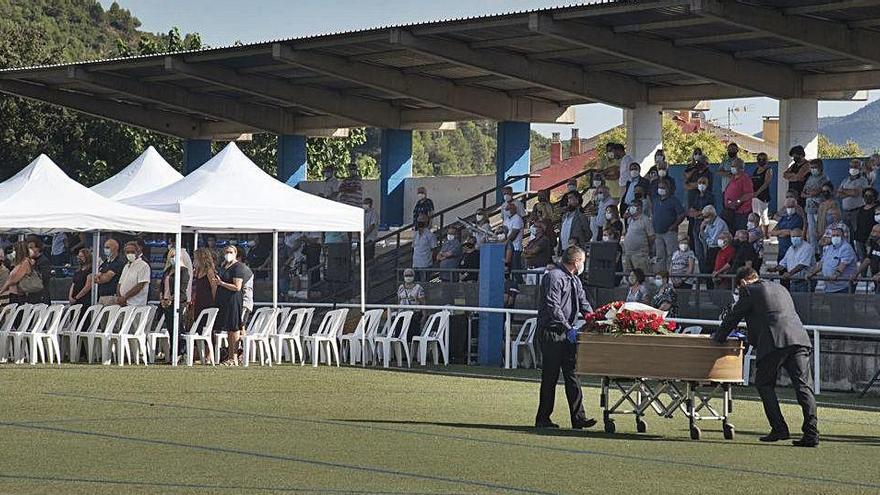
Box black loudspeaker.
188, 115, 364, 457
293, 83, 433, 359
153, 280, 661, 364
587, 241, 617, 288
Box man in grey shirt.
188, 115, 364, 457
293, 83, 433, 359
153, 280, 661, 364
412, 214, 437, 281
622, 199, 655, 274
838, 159, 871, 236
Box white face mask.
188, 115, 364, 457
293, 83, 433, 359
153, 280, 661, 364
730, 167, 739, 175
606, 152, 615, 160
605, 212, 613, 220
718, 239, 727, 248
528, 226, 537, 237
629, 170, 640, 179
654, 277, 664, 287
831, 236, 843, 246
503, 194, 512, 202
103, 248, 112, 257
628, 206, 638, 215
602, 236, 611, 242
567, 184, 576, 192
417, 193, 426, 200
811, 168, 820, 176
657, 188, 667, 196
224, 253, 236, 263
747, 221, 756, 230
874, 214, 880, 223
850, 168, 860, 177
697, 184, 707, 193
125, 253, 137, 262
596, 193, 605, 201
592, 180, 602, 187
658, 169, 667, 177
447, 234, 455, 241
362, 204, 371, 210
403, 276, 414, 283
786, 207, 795, 216
577, 262, 585, 276
679, 243, 688, 252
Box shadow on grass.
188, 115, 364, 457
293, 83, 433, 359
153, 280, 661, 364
735, 429, 880, 446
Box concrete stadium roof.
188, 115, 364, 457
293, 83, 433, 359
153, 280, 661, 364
1, 0, 879, 139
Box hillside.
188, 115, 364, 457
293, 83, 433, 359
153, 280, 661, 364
818, 99, 880, 153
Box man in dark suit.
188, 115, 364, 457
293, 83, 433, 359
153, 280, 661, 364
535, 246, 597, 430
558, 192, 592, 253
713, 267, 819, 447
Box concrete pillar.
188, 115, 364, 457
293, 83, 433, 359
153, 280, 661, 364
624, 102, 663, 173
777, 98, 819, 208
478, 242, 505, 366
496, 121, 531, 203
277, 134, 307, 186
379, 128, 413, 228
183, 139, 212, 174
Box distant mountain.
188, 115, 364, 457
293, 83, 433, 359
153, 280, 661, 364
818, 99, 880, 152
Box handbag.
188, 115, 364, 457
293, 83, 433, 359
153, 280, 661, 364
18, 270, 44, 294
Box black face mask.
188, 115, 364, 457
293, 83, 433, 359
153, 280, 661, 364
634, 193, 643, 200
822, 190, 832, 199
417, 222, 425, 229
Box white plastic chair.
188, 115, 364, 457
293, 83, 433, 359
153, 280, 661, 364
273, 307, 313, 364
4, 304, 46, 364
242, 308, 278, 367
510, 317, 537, 369
147, 309, 168, 363
679, 326, 703, 335
86, 305, 125, 364
411, 310, 451, 366
182, 308, 220, 366
57, 304, 83, 360
68, 305, 104, 362
96, 306, 136, 365
303, 308, 348, 367
339, 309, 384, 365
374, 310, 414, 368
21, 305, 66, 365
0, 303, 24, 363
113, 306, 153, 366
742, 345, 756, 385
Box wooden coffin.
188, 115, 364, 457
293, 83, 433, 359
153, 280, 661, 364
577, 333, 744, 382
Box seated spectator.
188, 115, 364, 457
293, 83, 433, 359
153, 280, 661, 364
625, 268, 648, 303
622, 199, 654, 274
651, 271, 678, 317
687, 176, 715, 266
398, 267, 426, 336
808, 228, 857, 294
117, 241, 151, 307
436, 226, 462, 282
818, 202, 851, 247
853, 224, 880, 293
603, 205, 624, 240
746, 212, 764, 271
699, 205, 729, 288
731, 229, 758, 271
853, 187, 878, 259
524, 221, 554, 269
670, 236, 697, 289
558, 192, 591, 253
768, 228, 814, 293
472, 209, 492, 248
68, 248, 93, 306
802, 158, 831, 248
771, 197, 805, 262
712, 232, 735, 289
459, 236, 480, 282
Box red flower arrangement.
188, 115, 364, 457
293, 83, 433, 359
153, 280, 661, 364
583, 301, 677, 335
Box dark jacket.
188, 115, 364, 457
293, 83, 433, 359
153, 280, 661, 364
714, 280, 812, 360
34, 254, 51, 303
558, 209, 592, 252
619, 176, 651, 215
537, 264, 593, 342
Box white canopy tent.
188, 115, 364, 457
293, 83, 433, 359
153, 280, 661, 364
91, 146, 183, 201
123, 142, 365, 364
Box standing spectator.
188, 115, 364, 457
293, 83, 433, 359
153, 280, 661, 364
116, 241, 151, 307
68, 248, 93, 306
472, 209, 492, 248
647, 150, 676, 196
622, 199, 654, 274
718, 142, 743, 196
712, 232, 736, 289
50, 232, 68, 267
866, 153, 880, 184
652, 179, 685, 272
768, 228, 813, 293
532, 189, 556, 226
854, 188, 878, 260
802, 159, 831, 249
412, 186, 434, 226
839, 160, 871, 245
684, 148, 712, 204
620, 161, 649, 224
651, 271, 678, 317
625, 268, 648, 303
783, 145, 810, 208
26, 237, 51, 304
731, 229, 758, 271
94, 239, 124, 306
557, 178, 583, 209
589, 185, 618, 241
558, 192, 591, 253
0, 241, 35, 304
687, 176, 715, 267
324, 229, 350, 293
771, 198, 805, 262
191, 248, 217, 331
700, 205, 729, 288
159, 247, 192, 363
723, 159, 754, 231
235, 246, 255, 329
322, 167, 339, 201
852, 224, 880, 293
213, 245, 248, 366
337, 162, 363, 207
750, 153, 773, 239
524, 221, 554, 269
436, 226, 462, 282
747, 212, 764, 272
458, 236, 480, 282
363, 197, 379, 260
817, 198, 850, 246
670, 236, 697, 289
503, 202, 525, 282
412, 214, 437, 281
603, 205, 624, 240
808, 228, 857, 294
501, 185, 527, 220
204, 235, 221, 265
610, 143, 636, 192
0, 248, 8, 306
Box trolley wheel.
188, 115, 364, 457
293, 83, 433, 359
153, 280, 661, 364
723, 423, 735, 440
604, 420, 616, 434
636, 419, 647, 433
689, 426, 701, 441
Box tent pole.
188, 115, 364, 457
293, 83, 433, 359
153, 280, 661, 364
172, 230, 182, 366
91, 232, 99, 306
360, 230, 366, 367
272, 231, 278, 309
193, 231, 199, 252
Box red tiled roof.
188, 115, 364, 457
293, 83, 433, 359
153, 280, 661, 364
531, 149, 597, 193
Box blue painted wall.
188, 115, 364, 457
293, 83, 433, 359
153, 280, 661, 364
277, 134, 307, 187
379, 129, 413, 228
183, 139, 212, 174
495, 121, 531, 203
478, 242, 505, 366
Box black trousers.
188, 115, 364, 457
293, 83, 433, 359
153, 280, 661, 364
535, 337, 587, 426
754, 345, 818, 439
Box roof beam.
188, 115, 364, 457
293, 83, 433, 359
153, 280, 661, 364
272, 43, 573, 123
527, 47, 594, 60
553, 0, 690, 19
529, 13, 801, 98
66, 67, 302, 135
0, 79, 206, 138
389, 29, 646, 108
674, 31, 766, 46
164, 57, 403, 128
469, 34, 546, 49
613, 17, 715, 33
783, 0, 880, 15
691, 0, 880, 65
803, 70, 880, 92
734, 46, 810, 59
649, 72, 880, 102
848, 17, 880, 28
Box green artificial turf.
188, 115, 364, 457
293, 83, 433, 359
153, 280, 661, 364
0, 364, 878, 494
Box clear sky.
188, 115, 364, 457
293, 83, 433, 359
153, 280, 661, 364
106, 0, 876, 139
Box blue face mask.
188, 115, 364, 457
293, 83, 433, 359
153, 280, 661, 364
791, 236, 802, 248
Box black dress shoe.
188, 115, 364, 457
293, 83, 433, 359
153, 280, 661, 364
793, 437, 819, 448
759, 431, 791, 442
571, 418, 598, 430
535, 421, 560, 429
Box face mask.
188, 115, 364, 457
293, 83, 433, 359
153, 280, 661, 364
577, 262, 585, 276
503, 194, 512, 202
418, 193, 426, 200
658, 169, 667, 177
718, 239, 727, 248
28, 248, 36, 257
592, 180, 602, 187
697, 184, 707, 193
679, 243, 688, 252
747, 221, 756, 230
602, 236, 611, 242
786, 207, 795, 216
628, 275, 637, 285
529, 225, 538, 237
629, 170, 639, 179
417, 222, 426, 229
730, 167, 739, 175
654, 278, 664, 287
363, 204, 371, 210
596, 193, 605, 201
811, 168, 820, 176
654, 156, 662, 165
447, 234, 455, 241
567, 184, 576, 192
125, 253, 137, 262
225, 253, 236, 263
791, 236, 802, 247
693, 153, 702, 161
10, 251, 15, 259
822, 190, 832, 199
606, 152, 615, 160
605, 212, 613, 220
732, 291, 740, 304
657, 188, 667, 196
628, 206, 638, 215
850, 168, 860, 177
403, 276, 414, 283
875, 214, 880, 223
831, 236, 843, 247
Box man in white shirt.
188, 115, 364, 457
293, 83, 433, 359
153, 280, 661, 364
117, 241, 151, 307
589, 185, 618, 242
610, 143, 636, 189
503, 202, 524, 281
768, 228, 813, 293
500, 185, 527, 220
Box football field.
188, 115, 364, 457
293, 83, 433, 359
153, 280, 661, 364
0, 365, 878, 494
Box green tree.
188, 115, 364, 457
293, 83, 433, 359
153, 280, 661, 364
818, 134, 863, 159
